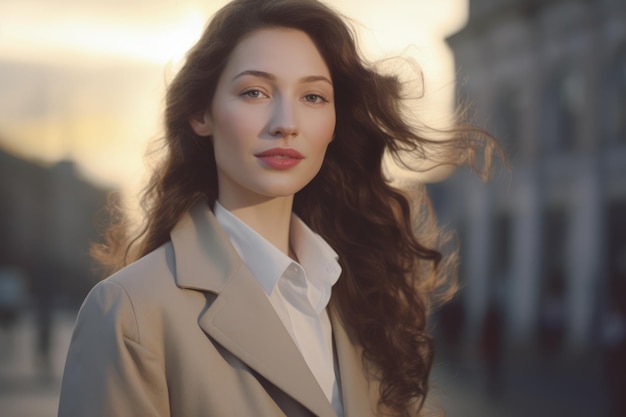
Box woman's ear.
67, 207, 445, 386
189, 110, 213, 137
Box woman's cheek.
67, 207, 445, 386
307, 109, 335, 145
217, 105, 264, 150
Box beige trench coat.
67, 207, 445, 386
58, 201, 380, 417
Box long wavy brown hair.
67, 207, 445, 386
94, 0, 498, 415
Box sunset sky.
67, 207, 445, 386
0, 0, 468, 198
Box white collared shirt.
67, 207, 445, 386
214, 202, 344, 416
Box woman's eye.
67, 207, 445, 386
241, 89, 265, 99
303, 94, 327, 104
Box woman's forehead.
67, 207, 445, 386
222, 28, 331, 81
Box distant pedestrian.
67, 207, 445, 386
32, 260, 57, 381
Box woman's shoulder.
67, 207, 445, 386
92, 242, 178, 306
78, 241, 189, 339
72, 242, 181, 354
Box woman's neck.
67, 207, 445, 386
218, 195, 294, 257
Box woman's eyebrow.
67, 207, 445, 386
232, 70, 333, 86
301, 75, 333, 86
232, 70, 276, 81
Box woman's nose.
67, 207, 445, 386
268, 98, 299, 138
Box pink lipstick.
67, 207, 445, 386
255, 148, 304, 169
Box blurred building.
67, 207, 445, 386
436, 0, 626, 354
0, 149, 111, 307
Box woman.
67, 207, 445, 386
58, 0, 496, 416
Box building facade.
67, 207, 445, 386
438, 0, 626, 353
0, 150, 111, 306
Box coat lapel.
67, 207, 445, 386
199, 267, 337, 417
170, 201, 337, 417
331, 307, 379, 417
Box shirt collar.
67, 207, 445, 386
213, 202, 341, 306
289, 213, 342, 311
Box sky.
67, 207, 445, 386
0, 0, 469, 197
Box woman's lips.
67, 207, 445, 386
255, 148, 304, 169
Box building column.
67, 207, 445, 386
567, 158, 602, 351
509, 167, 542, 345
463, 178, 492, 346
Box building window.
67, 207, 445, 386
603, 45, 626, 146
541, 66, 585, 154
537, 207, 569, 356
606, 201, 626, 311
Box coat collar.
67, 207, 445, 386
170, 201, 337, 417
170, 200, 240, 293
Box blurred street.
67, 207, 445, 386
0, 308, 610, 417
430, 349, 608, 417
0, 309, 73, 417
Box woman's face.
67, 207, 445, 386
191, 28, 336, 207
